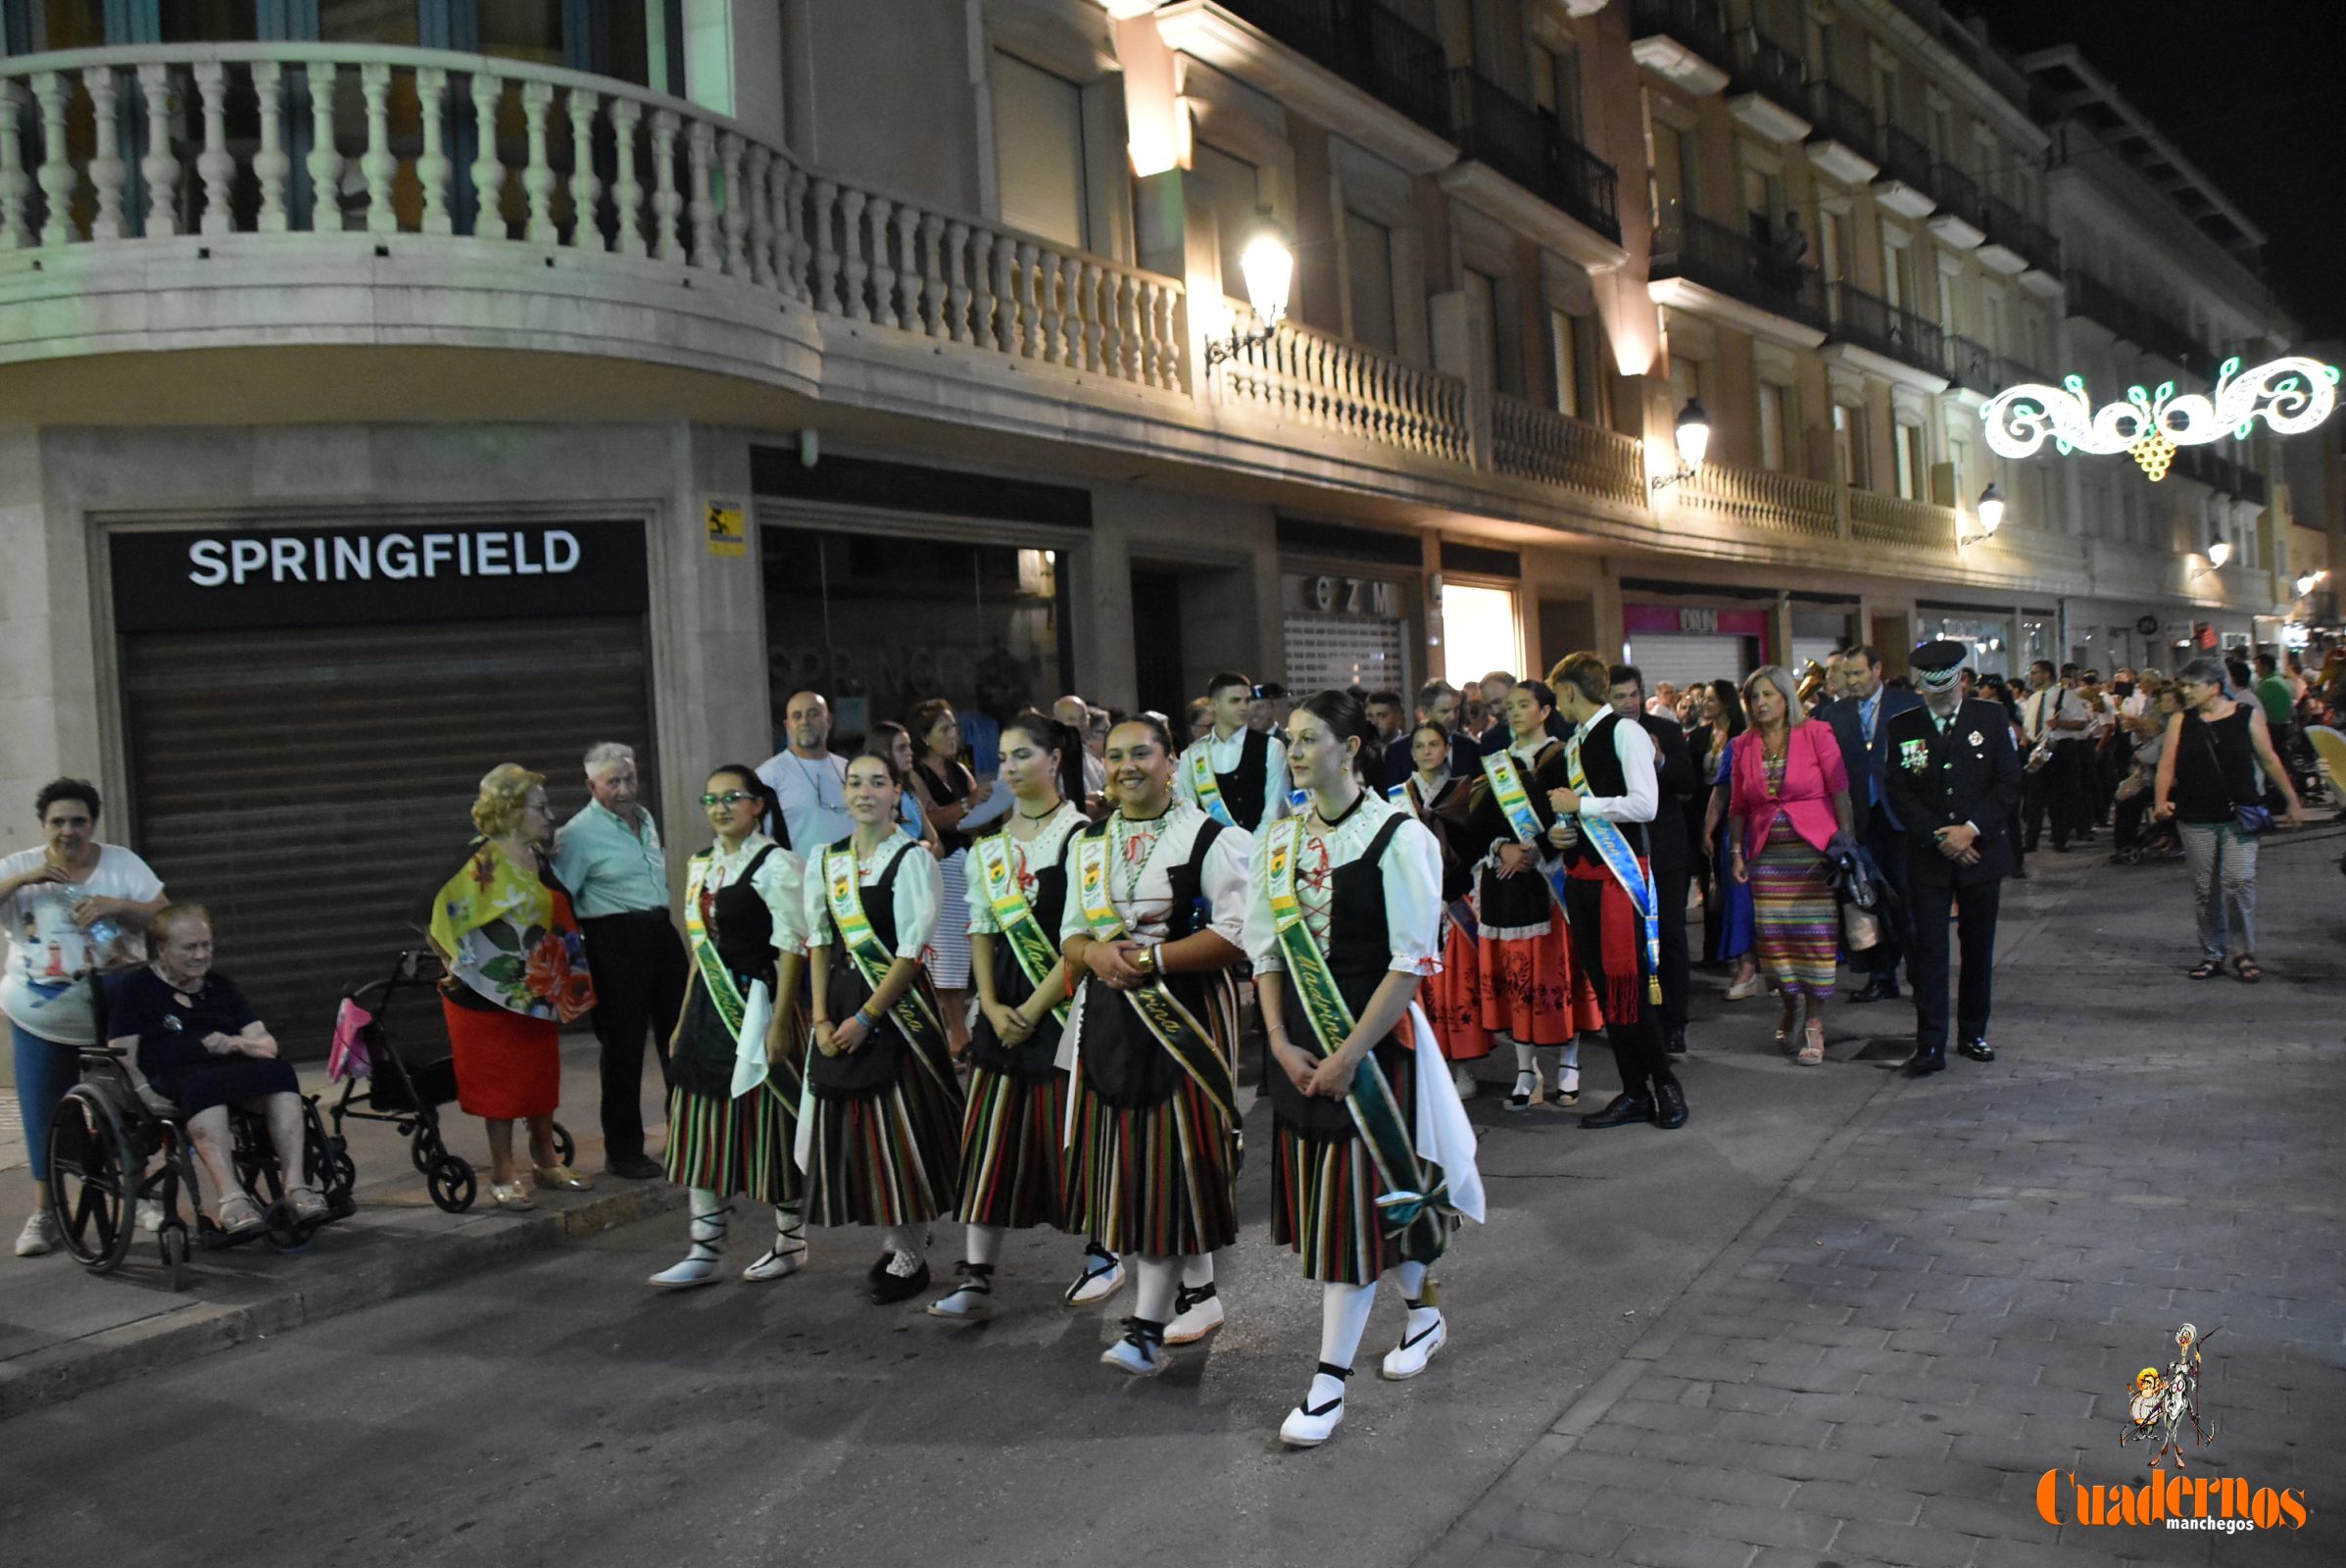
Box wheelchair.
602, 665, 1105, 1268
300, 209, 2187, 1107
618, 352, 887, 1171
44, 989, 358, 1292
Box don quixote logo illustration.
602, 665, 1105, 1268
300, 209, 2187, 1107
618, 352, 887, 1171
2033, 1324, 2311, 1536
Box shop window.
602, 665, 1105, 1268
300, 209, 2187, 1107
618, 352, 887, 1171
319, 0, 420, 44
1344, 210, 1397, 354
1441, 582, 1522, 691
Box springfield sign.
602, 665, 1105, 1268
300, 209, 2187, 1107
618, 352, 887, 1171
111, 520, 649, 632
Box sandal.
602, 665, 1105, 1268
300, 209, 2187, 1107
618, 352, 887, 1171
2234, 956, 2262, 984
1796, 1022, 1826, 1066
213, 1192, 266, 1237
2186, 959, 2224, 980
1774, 1005, 1799, 1054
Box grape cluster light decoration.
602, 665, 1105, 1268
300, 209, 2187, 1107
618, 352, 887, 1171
1979, 356, 2341, 480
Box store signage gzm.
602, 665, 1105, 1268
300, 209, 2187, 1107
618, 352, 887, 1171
110, 519, 650, 632
1301, 574, 1398, 617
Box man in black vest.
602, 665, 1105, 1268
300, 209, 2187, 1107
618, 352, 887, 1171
1882, 640, 2022, 1076
1176, 671, 1290, 830
1607, 663, 1698, 1055
1544, 654, 1687, 1130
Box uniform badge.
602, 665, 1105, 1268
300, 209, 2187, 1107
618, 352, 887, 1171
1899, 738, 1931, 773
1967, 731, 1983, 747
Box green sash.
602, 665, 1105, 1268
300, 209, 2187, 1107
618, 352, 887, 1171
822, 845, 950, 1060
974, 828, 1069, 1025
1186, 744, 1235, 827
1074, 827, 1237, 1125
1265, 816, 1452, 1242
684, 859, 749, 1036
1480, 747, 1570, 909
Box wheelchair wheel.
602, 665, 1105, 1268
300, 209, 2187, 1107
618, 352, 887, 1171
426, 1152, 477, 1213
46, 1087, 140, 1275
159, 1220, 193, 1292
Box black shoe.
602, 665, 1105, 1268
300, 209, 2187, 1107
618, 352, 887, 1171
605, 1153, 665, 1181
867, 1252, 896, 1285
1849, 976, 1900, 1004
1957, 1037, 1996, 1062
871, 1258, 931, 1304
1902, 1044, 1947, 1076
1650, 1082, 1688, 1130
1665, 1027, 1687, 1056
1579, 1092, 1655, 1130
2011, 866, 2030, 880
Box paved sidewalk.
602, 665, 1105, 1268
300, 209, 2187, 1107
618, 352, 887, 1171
1420, 827, 2346, 1568
0, 1037, 681, 1418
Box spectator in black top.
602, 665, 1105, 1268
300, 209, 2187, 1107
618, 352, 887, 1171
2154, 656, 2302, 983
1608, 664, 1699, 1054
1364, 690, 1407, 786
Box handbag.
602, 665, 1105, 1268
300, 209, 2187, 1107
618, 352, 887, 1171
2194, 718, 2273, 836
1841, 903, 1882, 952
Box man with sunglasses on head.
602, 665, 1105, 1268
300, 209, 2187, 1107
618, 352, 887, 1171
1177, 672, 1292, 831
554, 742, 690, 1180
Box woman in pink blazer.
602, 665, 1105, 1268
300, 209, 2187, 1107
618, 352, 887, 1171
1727, 666, 1855, 1065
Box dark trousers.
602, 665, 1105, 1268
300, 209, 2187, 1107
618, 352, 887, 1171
1564, 875, 1679, 1101
1654, 853, 1691, 1032
579, 911, 689, 1162
1906, 863, 1999, 1048
2023, 740, 2088, 850
1859, 809, 1911, 981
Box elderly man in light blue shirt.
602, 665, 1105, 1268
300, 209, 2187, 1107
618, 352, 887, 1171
552, 743, 687, 1181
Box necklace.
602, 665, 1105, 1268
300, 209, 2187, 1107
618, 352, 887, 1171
1110, 807, 1176, 904
1018, 798, 1062, 821
787, 751, 842, 809
1309, 787, 1368, 833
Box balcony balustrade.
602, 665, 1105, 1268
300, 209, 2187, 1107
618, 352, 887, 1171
1215, 0, 1452, 140
1830, 282, 1949, 380
1725, 25, 1809, 140
1446, 67, 1620, 242
1874, 124, 1937, 217
1931, 162, 1984, 230
1679, 460, 1842, 541
1804, 80, 1880, 182
1213, 305, 1471, 462
1849, 487, 1953, 549
1491, 393, 1644, 506
1650, 211, 1828, 331
1628, 0, 1733, 93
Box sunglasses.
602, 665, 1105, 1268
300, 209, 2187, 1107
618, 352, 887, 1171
700, 791, 757, 808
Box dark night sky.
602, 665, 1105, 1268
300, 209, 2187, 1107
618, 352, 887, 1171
1963, 0, 2346, 342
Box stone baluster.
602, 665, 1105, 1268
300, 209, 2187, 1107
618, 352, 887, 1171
918, 212, 947, 337
32, 72, 74, 245
1081, 263, 1107, 372
563, 86, 599, 248
85, 68, 126, 241
249, 63, 290, 234
306, 63, 342, 231
361, 64, 398, 236
1134, 280, 1158, 387
1108, 272, 1134, 381
647, 108, 681, 262
683, 118, 715, 269
943, 220, 971, 343
838, 188, 868, 320
808, 177, 840, 312
1151, 284, 1177, 389
716, 130, 748, 275
469, 72, 507, 237
895, 204, 924, 333
609, 97, 644, 257
189, 63, 235, 238
970, 228, 1000, 348
134, 65, 180, 238
0, 83, 29, 250
1012, 241, 1041, 358
781, 164, 810, 300
864, 194, 896, 326
518, 78, 556, 243
1040, 251, 1067, 364
410, 67, 451, 235
745, 143, 773, 286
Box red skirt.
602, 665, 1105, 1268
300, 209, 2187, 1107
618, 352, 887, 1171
1426, 917, 1494, 1060
1470, 922, 1602, 1048
443, 999, 562, 1120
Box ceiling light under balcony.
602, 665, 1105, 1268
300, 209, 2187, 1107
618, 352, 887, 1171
1238, 213, 1295, 328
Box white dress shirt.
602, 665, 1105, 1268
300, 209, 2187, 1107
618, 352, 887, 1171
1174, 725, 1293, 824
1245, 794, 1443, 979
1565, 712, 1660, 824
1056, 800, 1253, 949
800, 828, 943, 961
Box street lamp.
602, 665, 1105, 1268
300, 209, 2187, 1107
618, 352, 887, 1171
1648, 399, 1712, 491
1204, 211, 1295, 367
2189, 536, 2232, 580
2295, 567, 2328, 597
1959, 483, 2005, 547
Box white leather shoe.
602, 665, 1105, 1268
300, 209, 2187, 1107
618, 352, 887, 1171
649, 1253, 722, 1290
1382, 1310, 1446, 1380
1164, 1283, 1224, 1345
15, 1210, 59, 1257
1065, 1242, 1126, 1306
742, 1243, 806, 1282
1100, 1323, 1164, 1376
927, 1281, 994, 1320
1279, 1365, 1351, 1447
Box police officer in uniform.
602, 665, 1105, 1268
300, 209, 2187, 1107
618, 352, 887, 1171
1882, 641, 2022, 1076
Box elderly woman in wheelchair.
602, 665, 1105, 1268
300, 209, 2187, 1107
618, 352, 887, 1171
104, 904, 327, 1236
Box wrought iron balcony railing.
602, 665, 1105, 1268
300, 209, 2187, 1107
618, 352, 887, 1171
1629, 0, 1733, 72
1806, 79, 1878, 152
1727, 25, 1805, 113
1217, 0, 1452, 140
1830, 282, 1948, 379
1447, 67, 1620, 241
1878, 124, 1935, 193
1931, 161, 1984, 229
1982, 193, 2059, 274
1650, 212, 1827, 330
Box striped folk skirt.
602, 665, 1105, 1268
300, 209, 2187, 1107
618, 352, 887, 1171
1270, 1053, 1451, 1286
1750, 812, 1839, 1000
1062, 1074, 1240, 1258
953, 1065, 1070, 1232
664, 1080, 801, 1206
802, 1042, 967, 1230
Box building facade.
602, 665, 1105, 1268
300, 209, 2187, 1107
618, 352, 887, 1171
0, 0, 2320, 1038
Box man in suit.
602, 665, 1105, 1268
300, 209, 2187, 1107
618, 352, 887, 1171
1607, 663, 1700, 1054
1882, 640, 2022, 1076
1816, 645, 1925, 1003
1381, 677, 1479, 786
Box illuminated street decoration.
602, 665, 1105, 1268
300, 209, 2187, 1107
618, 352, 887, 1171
1980, 356, 2341, 479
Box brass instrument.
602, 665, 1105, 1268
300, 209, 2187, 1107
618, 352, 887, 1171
1794, 658, 1830, 708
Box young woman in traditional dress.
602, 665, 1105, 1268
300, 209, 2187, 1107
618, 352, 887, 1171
802, 750, 965, 1304
1402, 720, 1491, 1098
1059, 716, 1253, 1375
905, 700, 990, 1055
927, 711, 1126, 1318
651, 766, 810, 1289
1451, 681, 1602, 1111
1250, 691, 1484, 1446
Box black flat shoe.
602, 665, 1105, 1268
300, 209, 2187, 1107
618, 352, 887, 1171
605, 1154, 665, 1181
1957, 1038, 1995, 1062
1578, 1093, 1655, 1130
1902, 1044, 1946, 1076
867, 1252, 896, 1285
870, 1259, 931, 1304
1848, 977, 1899, 1004
1665, 1027, 1687, 1056
1650, 1082, 1689, 1130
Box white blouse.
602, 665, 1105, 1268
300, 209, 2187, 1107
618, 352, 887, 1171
1246, 793, 1443, 978
691, 834, 807, 956
1173, 727, 1294, 823
1055, 799, 1252, 949
800, 828, 944, 961
964, 802, 1089, 936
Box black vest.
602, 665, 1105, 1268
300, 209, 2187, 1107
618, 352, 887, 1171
965, 827, 1077, 1083
1214, 727, 1272, 831
810, 839, 923, 1101
1266, 809, 1414, 1141
671, 844, 785, 1097
1568, 712, 1648, 869
1075, 813, 1230, 1108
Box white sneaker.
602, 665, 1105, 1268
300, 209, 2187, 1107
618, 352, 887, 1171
1279, 1367, 1351, 1447
1065, 1243, 1126, 1306
1724, 972, 1763, 1002
15, 1209, 59, 1257
1450, 1062, 1478, 1101
1382, 1310, 1446, 1380
136, 1200, 166, 1234
1100, 1325, 1164, 1376
1165, 1283, 1224, 1346
649, 1254, 723, 1290
742, 1243, 806, 1282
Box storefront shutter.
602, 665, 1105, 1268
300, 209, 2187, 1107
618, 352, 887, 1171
1624, 632, 1751, 696
119, 616, 651, 1058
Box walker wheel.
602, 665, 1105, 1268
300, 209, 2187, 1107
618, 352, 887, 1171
551, 1122, 577, 1167
409, 1129, 438, 1174
427, 1153, 477, 1213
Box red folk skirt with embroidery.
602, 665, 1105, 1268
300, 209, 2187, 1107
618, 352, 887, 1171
1437, 868, 1603, 1050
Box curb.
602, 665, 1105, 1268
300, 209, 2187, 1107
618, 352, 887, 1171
0, 1180, 685, 1422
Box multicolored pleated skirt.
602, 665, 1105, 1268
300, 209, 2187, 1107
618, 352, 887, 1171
1749, 811, 1839, 999
665, 1079, 802, 1205
802, 974, 966, 1229
1270, 1045, 1451, 1285
953, 1065, 1070, 1232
